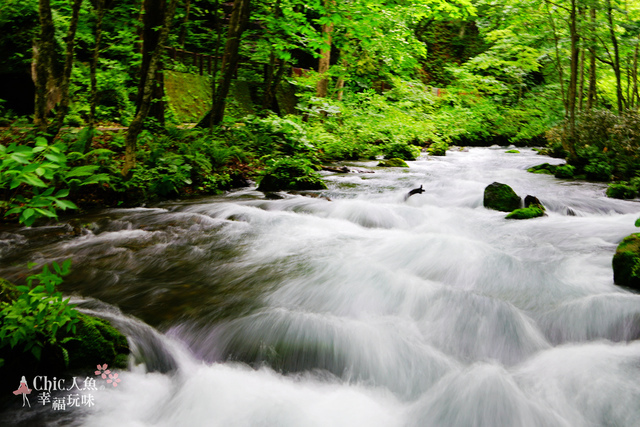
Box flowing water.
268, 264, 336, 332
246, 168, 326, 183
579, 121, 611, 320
1, 147, 640, 426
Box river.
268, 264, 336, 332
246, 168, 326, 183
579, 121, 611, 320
1, 147, 640, 426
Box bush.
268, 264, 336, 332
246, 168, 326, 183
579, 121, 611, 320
428, 141, 449, 156
606, 182, 638, 199
0, 261, 78, 362
554, 164, 575, 179
382, 142, 419, 160
258, 157, 327, 192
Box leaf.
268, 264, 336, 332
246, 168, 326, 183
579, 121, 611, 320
21, 208, 35, 220
55, 189, 70, 198
65, 165, 98, 178
35, 137, 48, 147
34, 208, 57, 218
22, 174, 47, 188
54, 199, 78, 210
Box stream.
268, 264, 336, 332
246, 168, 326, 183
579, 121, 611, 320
1, 147, 640, 426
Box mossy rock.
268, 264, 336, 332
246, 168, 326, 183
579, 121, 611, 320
612, 233, 640, 291
554, 164, 575, 179
506, 207, 545, 220
382, 142, 419, 160
483, 182, 521, 212
505, 149, 520, 154
377, 158, 409, 168
63, 313, 130, 370
607, 183, 638, 200
258, 174, 327, 192
427, 142, 448, 156
527, 163, 557, 175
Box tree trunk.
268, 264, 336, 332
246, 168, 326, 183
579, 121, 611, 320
566, 0, 579, 157
50, 0, 83, 137
197, 0, 251, 128
86, 0, 106, 153
545, 2, 567, 116
33, 0, 57, 134
123, 0, 178, 176
586, 6, 597, 110
606, 0, 625, 113
631, 44, 639, 109
137, 0, 167, 126
178, 0, 192, 48
316, 21, 333, 98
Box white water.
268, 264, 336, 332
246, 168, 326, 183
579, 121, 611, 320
2, 147, 640, 426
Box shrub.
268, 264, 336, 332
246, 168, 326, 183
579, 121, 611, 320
428, 141, 449, 156
382, 142, 419, 160
554, 164, 575, 179
258, 157, 327, 192
606, 182, 638, 199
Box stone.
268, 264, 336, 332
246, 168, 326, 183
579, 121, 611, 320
483, 182, 522, 212
377, 158, 409, 168
612, 233, 640, 291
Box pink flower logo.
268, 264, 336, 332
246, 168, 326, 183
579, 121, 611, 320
106, 373, 121, 387
95, 364, 111, 379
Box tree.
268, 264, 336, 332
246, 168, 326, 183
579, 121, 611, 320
123, 0, 178, 176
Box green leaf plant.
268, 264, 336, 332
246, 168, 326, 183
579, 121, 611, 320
0, 260, 79, 363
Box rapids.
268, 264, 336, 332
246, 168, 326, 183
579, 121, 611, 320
1, 147, 639, 426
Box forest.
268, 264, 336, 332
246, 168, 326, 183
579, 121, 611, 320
2, 2, 640, 423
0, 0, 639, 226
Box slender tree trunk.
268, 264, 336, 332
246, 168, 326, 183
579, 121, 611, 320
198, 0, 251, 128
50, 0, 83, 137
606, 0, 625, 112
631, 44, 639, 109
578, 44, 585, 111
178, 0, 192, 48
138, 0, 167, 126
335, 56, 347, 101
566, 0, 579, 157
316, 20, 333, 98
587, 6, 597, 110
545, 2, 567, 116
34, 0, 57, 134
86, 0, 106, 153
123, 0, 178, 176
209, 0, 222, 131
262, 0, 282, 111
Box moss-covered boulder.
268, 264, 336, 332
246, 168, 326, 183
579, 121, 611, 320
607, 183, 638, 200
612, 233, 640, 290
377, 158, 409, 168
427, 142, 448, 156
505, 149, 520, 154
527, 163, 557, 175
506, 206, 545, 220
257, 157, 328, 192
64, 313, 129, 370
382, 142, 419, 160
483, 182, 521, 212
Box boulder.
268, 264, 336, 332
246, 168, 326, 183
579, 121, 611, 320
378, 158, 409, 168
506, 206, 545, 220
554, 164, 575, 179
612, 233, 640, 291
483, 182, 522, 212
527, 163, 557, 175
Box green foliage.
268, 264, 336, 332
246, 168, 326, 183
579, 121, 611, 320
257, 156, 327, 192
505, 149, 519, 153
0, 137, 109, 225
606, 181, 639, 200
428, 141, 449, 156
612, 233, 640, 291
554, 164, 575, 179
0, 261, 78, 361
383, 142, 420, 161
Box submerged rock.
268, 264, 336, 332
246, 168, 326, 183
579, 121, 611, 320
612, 233, 640, 291
506, 206, 545, 220
378, 158, 409, 168
483, 182, 521, 212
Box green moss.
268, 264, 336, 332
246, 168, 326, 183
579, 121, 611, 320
554, 164, 575, 179
164, 71, 212, 123
505, 149, 520, 153
612, 233, 640, 290
428, 142, 448, 156
378, 158, 409, 167
63, 313, 129, 370
606, 183, 638, 200
483, 182, 521, 212
257, 157, 328, 192
505, 206, 545, 220
382, 142, 419, 160
527, 163, 557, 175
